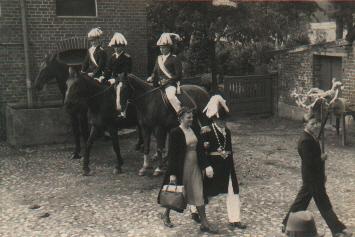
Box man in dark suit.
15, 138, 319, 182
282, 117, 352, 237
81, 27, 107, 79
147, 33, 183, 113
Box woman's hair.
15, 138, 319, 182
177, 107, 193, 121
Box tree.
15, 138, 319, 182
147, 1, 319, 87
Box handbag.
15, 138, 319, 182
159, 184, 187, 212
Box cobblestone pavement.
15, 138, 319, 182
0, 118, 354, 237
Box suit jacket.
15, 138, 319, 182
104, 52, 132, 79
202, 125, 239, 196
157, 126, 210, 209
298, 131, 325, 185
82, 46, 107, 78
151, 54, 182, 87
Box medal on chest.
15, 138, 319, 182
212, 124, 230, 159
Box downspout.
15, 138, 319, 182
19, 0, 33, 108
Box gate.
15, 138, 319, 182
224, 74, 275, 115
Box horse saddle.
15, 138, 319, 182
160, 88, 197, 112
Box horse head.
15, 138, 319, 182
34, 53, 69, 94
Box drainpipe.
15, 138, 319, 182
19, 0, 33, 108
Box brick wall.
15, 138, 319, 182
342, 46, 355, 104
277, 45, 355, 107
277, 49, 315, 106
0, 0, 148, 139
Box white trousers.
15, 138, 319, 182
190, 176, 241, 223
165, 86, 181, 113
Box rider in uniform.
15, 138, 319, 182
104, 32, 132, 112
147, 33, 183, 114
81, 27, 107, 79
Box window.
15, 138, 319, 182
56, 0, 97, 17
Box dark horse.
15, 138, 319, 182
118, 74, 210, 176
34, 54, 89, 159
64, 73, 125, 175
34, 54, 143, 161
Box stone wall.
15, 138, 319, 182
0, 0, 148, 139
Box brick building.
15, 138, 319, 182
276, 40, 355, 120
0, 0, 148, 139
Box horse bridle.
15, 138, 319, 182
124, 76, 161, 106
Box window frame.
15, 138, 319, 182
55, 0, 98, 18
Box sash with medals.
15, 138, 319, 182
211, 123, 231, 159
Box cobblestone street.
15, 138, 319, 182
1, 118, 354, 237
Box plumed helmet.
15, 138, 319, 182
88, 27, 103, 39
156, 33, 182, 46
203, 94, 230, 119
108, 32, 128, 47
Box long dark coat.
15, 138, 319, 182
202, 125, 239, 197
104, 52, 132, 79
298, 131, 325, 185
151, 54, 182, 87
82, 46, 107, 78
157, 126, 210, 211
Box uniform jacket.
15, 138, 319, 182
157, 126, 210, 210
151, 54, 182, 87
298, 131, 325, 185
82, 45, 107, 78
104, 52, 132, 79
202, 124, 239, 197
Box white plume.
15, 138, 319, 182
109, 32, 128, 46
203, 95, 230, 118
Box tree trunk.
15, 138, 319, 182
336, 17, 344, 40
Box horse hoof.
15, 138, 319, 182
138, 168, 147, 176
83, 169, 91, 176
71, 153, 81, 160
134, 143, 143, 151
153, 169, 163, 177
113, 167, 122, 175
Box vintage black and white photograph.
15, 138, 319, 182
0, 0, 354, 236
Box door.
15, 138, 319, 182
318, 56, 342, 90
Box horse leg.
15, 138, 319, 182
153, 127, 167, 177
83, 125, 98, 176
80, 111, 90, 143
139, 127, 152, 176
70, 113, 81, 159
135, 124, 144, 151
109, 127, 123, 174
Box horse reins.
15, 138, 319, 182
86, 82, 115, 101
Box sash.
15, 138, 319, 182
89, 47, 98, 67
113, 51, 124, 59
158, 55, 172, 79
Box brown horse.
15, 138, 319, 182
118, 74, 211, 176
34, 54, 89, 159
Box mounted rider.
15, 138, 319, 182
81, 27, 107, 79
104, 32, 132, 112
147, 33, 183, 114
105, 32, 132, 82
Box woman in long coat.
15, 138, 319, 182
201, 94, 247, 229
157, 107, 217, 234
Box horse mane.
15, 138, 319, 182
127, 73, 152, 91
78, 74, 106, 92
